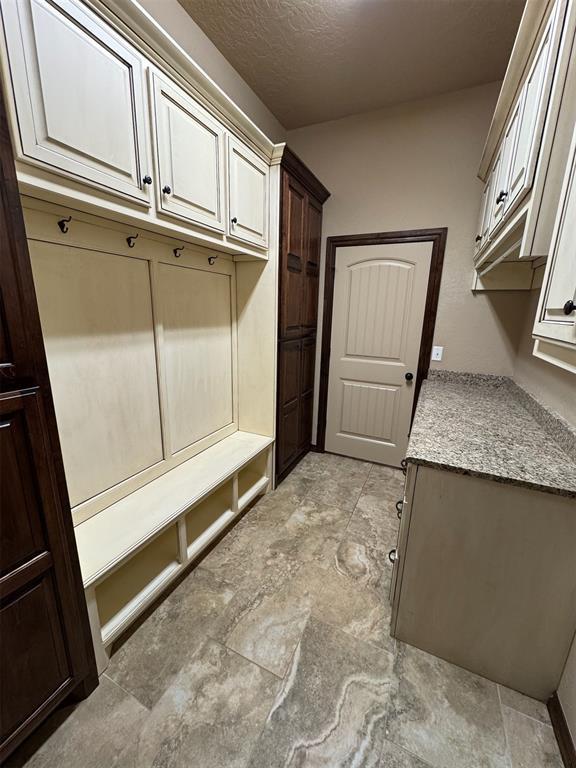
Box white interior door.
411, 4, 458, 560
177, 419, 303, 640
325, 242, 432, 466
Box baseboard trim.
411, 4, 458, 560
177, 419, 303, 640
548, 693, 576, 768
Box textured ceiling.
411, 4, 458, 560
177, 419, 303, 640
177, 0, 526, 129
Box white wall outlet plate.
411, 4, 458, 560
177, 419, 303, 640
431, 345, 444, 361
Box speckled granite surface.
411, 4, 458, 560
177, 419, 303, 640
406, 371, 576, 498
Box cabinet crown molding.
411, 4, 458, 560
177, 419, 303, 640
281, 146, 331, 203
88, 0, 280, 161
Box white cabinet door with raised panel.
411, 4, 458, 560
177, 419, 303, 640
156, 262, 235, 456
475, 181, 491, 256
152, 73, 226, 231
534, 123, 576, 365
2, 0, 151, 203
505, 9, 557, 214
227, 136, 269, 248
489, 101, 520, 234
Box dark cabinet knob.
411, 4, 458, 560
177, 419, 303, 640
475, 235, 482, 243
162, 185, 171, 194
496, 190, 508, 205
400, 457, 407, 476
388, 549, 397, 564
405, 372, 414, 381
563, 300, 575, 316
142, 175, 152, 185
231, 216, 238, 225
395, 499, 403, 519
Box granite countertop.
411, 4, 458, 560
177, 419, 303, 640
406, 371, 576, 498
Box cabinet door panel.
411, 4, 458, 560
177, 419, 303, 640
280, 173, 305, 337
277, 339, 301, 473
475, 181, 490, 255
534, 124, 576, 352
152, 73, 226, 232
0, 408, 46, 577
489, 102, 520, 233
30, 242, 163, 507
228, 136, 268, 248
506, 10, 557, 213
303, 198, 322, 330
157, 263, 234, 455
3, 0, 150, 203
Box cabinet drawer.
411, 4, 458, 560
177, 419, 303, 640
151, 72, 226, 232
2, 0, 152, 204
227, 136, 269, 249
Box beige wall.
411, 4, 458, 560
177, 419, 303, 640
559, 632, 576, 744
514, 290, 576, 425
287, 82, 531, 441
136, 0, 286, 143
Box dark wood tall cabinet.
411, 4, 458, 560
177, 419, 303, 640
276, 149, 329, 481
0, 87, 97, 761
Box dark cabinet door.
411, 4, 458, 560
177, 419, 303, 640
276, 339, 302, 474
276, 149, 329, 482
302, 197, 322, 332
279, 172, 306, 338
299, 337, 316, 452
0, 84, 96, 762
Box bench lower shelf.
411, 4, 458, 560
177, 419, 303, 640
77, 431, 273, 671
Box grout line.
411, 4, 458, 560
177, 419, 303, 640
380, 737, 438, 768
102, 673, 151, 713
497, 684, 514, 768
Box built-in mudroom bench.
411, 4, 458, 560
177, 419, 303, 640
0, 0, 286, 681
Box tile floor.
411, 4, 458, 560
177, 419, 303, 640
8, 453, 564, 768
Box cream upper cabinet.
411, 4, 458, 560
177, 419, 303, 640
505, 12, 556, 214
151, 72, 226, 232
533, 123, 576, 368
1, 0, 151, 204
227, 136, 269, 249
488, 100, 521, 235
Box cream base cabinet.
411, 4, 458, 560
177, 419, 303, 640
228, 136, 269, 249
533, 122, 576, 371
151, 72, 226, 232
1, 0, 151, 204
391, 465, 576, 701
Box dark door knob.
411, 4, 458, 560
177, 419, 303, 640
162, 185, 171, 194
405, 372, 414, 381
563, 300, 575, 315
475, 235, 482, 243
496, 190, 508, 205
142, 175, 152, 185
231, 216, 238, 225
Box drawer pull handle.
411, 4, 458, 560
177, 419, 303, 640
563, 300, 575, 316
388, 549, 397, 564
395, 500, 403, 518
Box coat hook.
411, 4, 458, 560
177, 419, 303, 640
208, 255, 218, 265
126, 234, 139, 248
57, 216, 72, 234
173, 245, 184, 258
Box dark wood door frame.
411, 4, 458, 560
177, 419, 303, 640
316, 227, 447, 452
